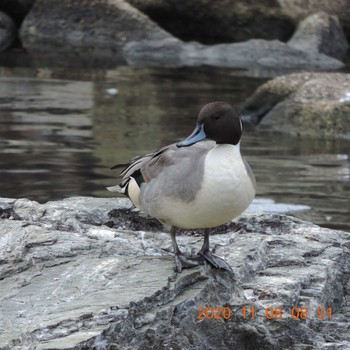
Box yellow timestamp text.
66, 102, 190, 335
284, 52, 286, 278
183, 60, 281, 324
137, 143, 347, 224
197, 306, 333, 320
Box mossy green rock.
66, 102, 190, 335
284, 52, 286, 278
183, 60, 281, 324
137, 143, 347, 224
243, 73, 350, 139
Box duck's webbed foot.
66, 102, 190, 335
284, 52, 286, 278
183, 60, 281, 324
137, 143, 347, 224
199, 229, 233, 272
174, 252, 204, 273
199, 249, 233, 271
171, 226, 204, 272
170, 226, 232, 272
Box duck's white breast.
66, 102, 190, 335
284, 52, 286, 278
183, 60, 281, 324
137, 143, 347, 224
159, 144, 255, 229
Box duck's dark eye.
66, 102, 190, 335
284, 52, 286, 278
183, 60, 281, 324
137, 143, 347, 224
213, 114, 221, 120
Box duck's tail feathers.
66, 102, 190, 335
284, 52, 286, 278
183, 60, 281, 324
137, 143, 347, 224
110, 163, 130, 170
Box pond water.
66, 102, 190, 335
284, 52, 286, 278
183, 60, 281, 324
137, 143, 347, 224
0, 52, 349, 231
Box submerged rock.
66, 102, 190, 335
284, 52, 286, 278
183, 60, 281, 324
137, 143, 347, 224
1, 196, 350, 349
242, 72, 350, 139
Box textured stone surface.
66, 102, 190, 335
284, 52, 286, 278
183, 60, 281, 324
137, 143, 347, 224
0, 11, 16, 51
126, 0, 295, 44
242, 72, 350, 139
123, 12, 347, 72
278, 0, 350, 41
20, 0, 171, 49
1, 196, 350, 349
288, 12, 349, 60
123, 37, 344, 73
126, 0, 350, 44
19, 1, 347, 72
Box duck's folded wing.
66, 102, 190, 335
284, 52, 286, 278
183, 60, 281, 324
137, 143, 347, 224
108, 143, 178, 193
108, 141, 215, 194
142, 140, 215, 182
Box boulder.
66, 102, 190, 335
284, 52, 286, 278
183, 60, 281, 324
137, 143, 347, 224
20, 0, 172, 50
287, 12, 349, 60
19, 1, 348, 72
0, 11, 16, 51
278, 0, 350, 41
241, 72, 350, 139
123, 12, 347, 72
123, 37, 344, 73
126, 0, 295, 44
126, 0, 350, 43
1, 196, 350, 349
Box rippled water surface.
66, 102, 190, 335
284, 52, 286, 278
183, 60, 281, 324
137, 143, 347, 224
0, 53, 349, 231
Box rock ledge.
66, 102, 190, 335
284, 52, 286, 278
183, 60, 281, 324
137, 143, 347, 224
0, 196, 350, 349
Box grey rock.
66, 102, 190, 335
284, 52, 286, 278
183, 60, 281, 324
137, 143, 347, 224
242, 72, 350, 139
287, 12, 349, 60
0, 11, 16, 51
277, 0, 350, 42
123, 37, 344, 73
20, 0, 172, 50
126, 0, 295, 44
18, 0, 348, 73
1, 196, 350, 349
126, 0, 350, 44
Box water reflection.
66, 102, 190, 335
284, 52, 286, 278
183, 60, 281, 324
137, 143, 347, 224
244, 134, 350, 230
0, 63, 349, 231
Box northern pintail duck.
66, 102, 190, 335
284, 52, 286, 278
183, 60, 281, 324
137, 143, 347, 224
108, 102, 256, 272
